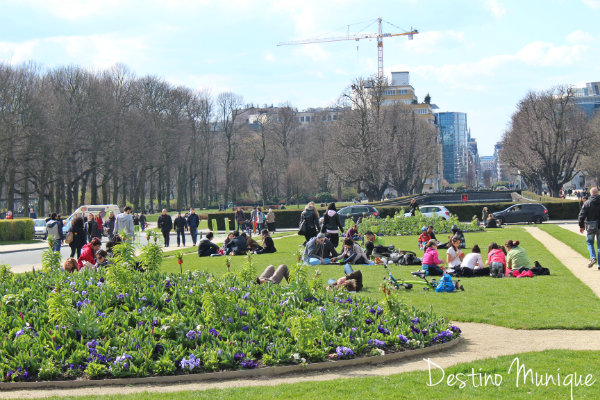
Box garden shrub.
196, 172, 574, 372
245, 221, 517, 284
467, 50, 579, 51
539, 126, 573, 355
358, 212, 483, 236
0, 219, 34, 241
0, 244, 460, 382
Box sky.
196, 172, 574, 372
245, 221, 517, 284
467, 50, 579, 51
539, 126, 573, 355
1, 0, 599, 155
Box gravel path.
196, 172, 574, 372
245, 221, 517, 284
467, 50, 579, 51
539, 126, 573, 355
5, 227, 600, 398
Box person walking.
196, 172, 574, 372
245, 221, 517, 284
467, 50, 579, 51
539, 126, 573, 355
113, 206, 135, 241
28, 208, 37, 219
157, 209, 173, 247
298, 202, 320, 245
46, 213, 62, 252
68, 216, 86, 259
235, 207, 246, 231
321, 202, 344, 248
173, 212, 188, 247
266, 209, 275, 232
85, 213, 102, 243
104, 211, 116, 242
579, 186, 600, 268
409, 198, 419, 216
250, 207, 258, 234
139, 212, 147, 232
187, 208, 200, 246
255, 207, 265, 232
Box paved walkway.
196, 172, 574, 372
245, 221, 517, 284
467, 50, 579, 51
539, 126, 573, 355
523, 226, 600, 298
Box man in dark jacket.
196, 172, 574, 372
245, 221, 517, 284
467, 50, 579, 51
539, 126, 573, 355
198, 231, 220, 257
157, 209, 173, 247
85, 213, 102, 242
173, 212, 187, 247
578, 186, 600, 268
228, 231, 247, 255
139, 212, 146, 232
187, 208, 200, 246
104, 211, 116, 242
299, 204, 320, 245
409, 198, 419, 216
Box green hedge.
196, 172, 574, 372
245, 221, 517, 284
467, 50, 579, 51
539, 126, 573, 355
0, 219, 34, 241
208, 209, 309, 231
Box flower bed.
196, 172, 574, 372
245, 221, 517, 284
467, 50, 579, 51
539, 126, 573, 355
357, 213, 484, 236
0, 245, 460, 382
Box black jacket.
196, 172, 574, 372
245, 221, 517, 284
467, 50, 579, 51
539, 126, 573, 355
579, 195, 600, 229
198, 238, 219, 257
174, 216, 188, 231
262, 236, 276, 253
69, 225, 86, 248
85, 219, 101, 239
322, 210, 344, 233
105, 216, 116, 234
187, 213, 200, 230
157, 214, 173, 232
300, 208, 320, 232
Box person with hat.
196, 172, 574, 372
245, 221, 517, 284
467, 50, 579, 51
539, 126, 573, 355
438, 225, 466, 249
418, 226, 431, 250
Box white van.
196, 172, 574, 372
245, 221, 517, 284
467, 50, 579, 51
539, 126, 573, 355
62, 205, 121, 235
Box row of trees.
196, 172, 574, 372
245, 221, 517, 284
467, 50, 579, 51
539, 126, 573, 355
0, 63, 439, 215
501, 86, 600, 197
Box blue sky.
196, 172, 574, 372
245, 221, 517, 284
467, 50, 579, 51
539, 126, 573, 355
1, 0, 599, 155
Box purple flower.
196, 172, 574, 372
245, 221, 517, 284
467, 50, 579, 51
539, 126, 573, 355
6, 370, 13, 380
99, 278, 104, 283
14, 329, 24, 339
368, 339, 386, 348
87, 339, 99, 349
229, 287, 237, 292
96, 311, 106, 318
82, 291, 88, 296
234, 352, 245, 361
411, 326, 421, 334
139, 297, 147, 301
188, 289, 193, 295
397, 334, 409, 343
164, 298, 171, 303
240, 359, 257, 369
378, 325, 390, 335
186, 330, 198, 340
152, 319, 159, 327
433, 330, 453, 344
22, 370, 30, 380
242, 292, 250, 300
139, 321, 146, 326
365, 318, 373, 325
351, 327, 357, 332
242, 325, 250, 331
227, 317, 233, 323
209, 328, 219, 337
180, 354, 201, 371
114, 353, 133, 365
76, 301, 83, 308
319, 307, 326, 312
117, 293, 124, 300
336, 346, 354, 358
450, 325, 461, 333
411, 317, 420, 325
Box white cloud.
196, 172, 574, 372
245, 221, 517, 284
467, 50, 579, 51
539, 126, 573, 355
515, 41, 588, 66
30, 0, 122, 20
582, 0, 600, 8
402, 30, 467, 54
487, 0, 506, 17
264, 52, 275, 62
566, 30, 594, 44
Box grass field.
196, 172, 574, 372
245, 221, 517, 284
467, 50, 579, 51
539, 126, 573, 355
538, 224, 590, 259
44, 350, 600, 400
158, 226, 600, 330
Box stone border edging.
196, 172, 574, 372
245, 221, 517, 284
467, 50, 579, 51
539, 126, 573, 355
0, 337, 462, 391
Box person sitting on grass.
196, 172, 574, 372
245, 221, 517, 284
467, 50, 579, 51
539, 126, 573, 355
345, 224, 361, 241
438, 225, 466, 249
327, 263, 363, 292
246, 232, 262, 252
63, 257, 78, 273
421, 240, 445, 276
418, 226, 431, 250
332, 238, 369, 265
364, 231, 394, 258
505, 239, 531, 271
229, 231, 248, 256
256, 229, 276, 254
456, 245, 489, 277
486, 213, 499, 228
198, 232, 220, 257
222, 232, 235, 254
303, 233, 331, 265
486, 242, 507, 278
446, 236, 465, 275
256, 264, 289, 284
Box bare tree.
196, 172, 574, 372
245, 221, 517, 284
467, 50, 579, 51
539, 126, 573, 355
501, 86, 593, 197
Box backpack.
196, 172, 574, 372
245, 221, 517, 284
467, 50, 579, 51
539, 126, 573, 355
435, 274, 455, 293
531, 261, 550, 276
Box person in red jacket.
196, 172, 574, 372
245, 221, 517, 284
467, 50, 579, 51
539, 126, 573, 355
96, 214, 103, 234
78, 237, 101, 270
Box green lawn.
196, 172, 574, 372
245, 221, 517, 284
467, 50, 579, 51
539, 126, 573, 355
158, 226, 600, 330
537, 224, 590, 259
0, 239, 42, 245
45, 350, 600, 400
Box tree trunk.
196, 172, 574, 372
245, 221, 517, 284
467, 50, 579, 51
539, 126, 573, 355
112, 176, 118, 205
90, 165, 98, 204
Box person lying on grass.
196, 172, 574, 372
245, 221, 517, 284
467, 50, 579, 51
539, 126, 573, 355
421, 240, 445, 276
331, 238, 369, 265
256, 264, 289, 284
327, 263, 363, 292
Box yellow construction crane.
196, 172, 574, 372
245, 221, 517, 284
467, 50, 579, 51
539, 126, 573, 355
277, 18, 418, 79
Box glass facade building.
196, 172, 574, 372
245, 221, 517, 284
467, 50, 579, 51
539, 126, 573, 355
435, 112, 468, 184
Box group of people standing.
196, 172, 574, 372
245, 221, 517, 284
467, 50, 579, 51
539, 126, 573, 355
235, 207, 276, 234
156, 208, 201, 247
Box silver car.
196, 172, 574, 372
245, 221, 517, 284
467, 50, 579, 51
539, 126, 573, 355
33, 218, 48, 239
403, 205, 451, 220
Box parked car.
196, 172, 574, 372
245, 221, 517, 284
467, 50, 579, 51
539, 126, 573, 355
403, 205, 451, 220
33, 218, 47, 239
319, 205, 380, 226
493, 203, 549, 224
61, 204, 121, 235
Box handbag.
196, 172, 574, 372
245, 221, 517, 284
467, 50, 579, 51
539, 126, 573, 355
298, 220, 306, 235
65, 231, 74, 244
586, 220, 598, 234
